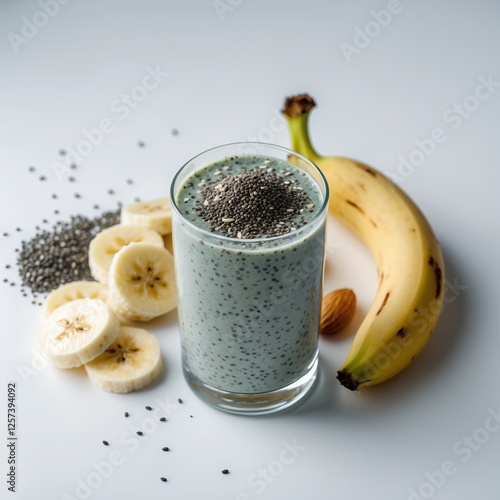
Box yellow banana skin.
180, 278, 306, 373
282, 94, 445, 390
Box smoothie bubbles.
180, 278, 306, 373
170, 143, 328, 415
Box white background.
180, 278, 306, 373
1, 1, 499, 499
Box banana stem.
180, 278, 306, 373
281, 94, 322, 163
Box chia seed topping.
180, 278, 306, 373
192, 167, 312, 239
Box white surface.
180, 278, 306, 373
1, 1, 499, 499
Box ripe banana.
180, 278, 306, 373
40, 298, 119, 369
44, 281, 109, 317
89, 224, 164, 284
121, 197, 172, 235
85, 326, 163, 393
108, 242, 177, 322
282, 94, 445, 390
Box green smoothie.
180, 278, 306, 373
172, 154, 326, 394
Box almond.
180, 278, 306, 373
320, 288, 356, 336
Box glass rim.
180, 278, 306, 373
169, 141, 329, 244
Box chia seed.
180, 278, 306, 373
102, 440, 109, 446
16, 209, 120, 296
221, 469, 230, 475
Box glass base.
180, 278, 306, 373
182, 356, 319, 416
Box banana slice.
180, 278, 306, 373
84, 326, 162, 393
44, 281, 109, 317
120, 197, 172, 235
89, 224, 164, 284
40, 298, 119, 369
108, 242, 177, 322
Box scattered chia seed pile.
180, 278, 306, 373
16, 209, 120, 296
195, 169, 313, 239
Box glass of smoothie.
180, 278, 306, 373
170, 142, 328, 415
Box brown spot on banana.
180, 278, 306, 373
396, 327, 406, 338
345, 199, 365, 215
376, 292, 390, 315
369, 219, 377, 228
362, 166, 377, 177
428, 256, 443, 299
434, 267, 442, 298
357, 182, 366, 191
